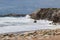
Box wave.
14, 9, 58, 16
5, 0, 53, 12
0, 15, 59, 34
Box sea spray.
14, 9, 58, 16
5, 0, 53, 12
0, 16, 59, 34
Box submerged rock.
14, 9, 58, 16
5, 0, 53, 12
34, 20, 37, 23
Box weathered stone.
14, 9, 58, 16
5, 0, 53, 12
30, 8, 60, 23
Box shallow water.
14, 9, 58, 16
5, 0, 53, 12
0, 15, 60, 34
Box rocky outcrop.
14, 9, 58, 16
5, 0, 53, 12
52, 10, 60, 23
30, 8, 60, 23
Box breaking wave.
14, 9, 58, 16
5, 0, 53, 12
0, 15, 60, 34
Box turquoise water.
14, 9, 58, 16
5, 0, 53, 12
0, 0, 60, 14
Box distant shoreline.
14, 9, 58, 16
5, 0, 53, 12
0, 14, 27, 17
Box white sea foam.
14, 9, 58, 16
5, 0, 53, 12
0, 15, 60, 34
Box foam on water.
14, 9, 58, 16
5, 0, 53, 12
0, 15, 60, 34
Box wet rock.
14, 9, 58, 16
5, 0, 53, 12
34, 20, 37, 23
52, 10, 60, 23
30, 8, 60, 23
29, 13, 38, 20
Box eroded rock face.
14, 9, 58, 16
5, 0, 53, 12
30, 8, 60, 23
52, 10, 60, 23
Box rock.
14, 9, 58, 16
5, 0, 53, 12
52, 10, 60, 23
0, 13, 26, 17
30, 8, 60, 23
34, 20, 37, 23
30, 13, 38, 20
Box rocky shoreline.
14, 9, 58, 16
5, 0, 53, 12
0, 29, 60, 40
0, 8, 60, 40
0, 13, 27, 17
30, 8, 60, 23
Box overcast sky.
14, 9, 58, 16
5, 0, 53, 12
0, 0, 60, 14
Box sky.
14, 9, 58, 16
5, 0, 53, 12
0, 0, 60, 15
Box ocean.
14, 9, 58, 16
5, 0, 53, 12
0, 0, 60, 14
0, 15, 60, 34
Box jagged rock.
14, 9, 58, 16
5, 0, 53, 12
52, 10, 60, 23
30, 8, 60, 23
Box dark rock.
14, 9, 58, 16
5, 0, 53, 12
30, 8, 60, 23
34, 20, 37, 23
0, 13, 26, 17
52, 11, 60, 23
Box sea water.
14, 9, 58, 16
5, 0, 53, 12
0, 15, 60, 34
